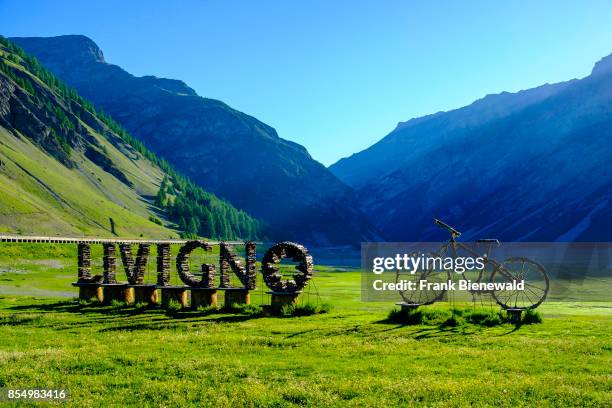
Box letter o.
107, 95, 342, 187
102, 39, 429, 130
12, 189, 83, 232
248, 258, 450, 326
261, 241, 313, 293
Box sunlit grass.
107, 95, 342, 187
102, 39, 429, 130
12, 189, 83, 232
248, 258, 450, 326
0, 244, 609, 406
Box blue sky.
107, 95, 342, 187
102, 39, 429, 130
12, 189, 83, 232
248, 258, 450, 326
1, 0, 612, 165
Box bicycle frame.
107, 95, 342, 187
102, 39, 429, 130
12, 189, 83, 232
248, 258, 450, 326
430, 237, 513, 290
398, 219, 550, 309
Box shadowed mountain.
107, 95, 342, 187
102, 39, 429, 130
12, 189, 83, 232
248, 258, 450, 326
331, 54, 612, 241
11, 35, 380, 246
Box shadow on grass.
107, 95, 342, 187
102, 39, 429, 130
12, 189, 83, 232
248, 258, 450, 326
498, 322, 528, 336
412, 326, 471, 340
7, 300, 155, 317
372, 306, 542, 338
499, 326, 521, 336
0, 313, 44, 326
4, 299, 266, 332
372, 318, 478, 340
98, 313, 264, 332
284, 328, 320, 338
6, 300, 80, 313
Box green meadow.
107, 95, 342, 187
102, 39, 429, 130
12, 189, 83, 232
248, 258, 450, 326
0, 243, 610, 407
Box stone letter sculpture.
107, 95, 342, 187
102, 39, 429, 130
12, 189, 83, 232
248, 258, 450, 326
175, 240, 214, 287
261, 242, 313, 292
156, 243, 171, 286
119, 243, 150, 285
219, 242, 257, 289
102, 243, 117, 284
77, 242, 102, 283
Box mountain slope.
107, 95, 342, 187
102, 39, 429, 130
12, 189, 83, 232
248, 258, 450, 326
10, 35, 380, 246
0, 37, 261, 239
330, 54, 612, 241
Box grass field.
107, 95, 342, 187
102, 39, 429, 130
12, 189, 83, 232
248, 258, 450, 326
0, 244, 610, 407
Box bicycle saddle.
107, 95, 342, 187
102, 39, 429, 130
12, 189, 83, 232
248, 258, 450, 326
476, 238, 500, 246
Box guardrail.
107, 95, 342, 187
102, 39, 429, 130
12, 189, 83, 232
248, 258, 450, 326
0, 235, 247, 245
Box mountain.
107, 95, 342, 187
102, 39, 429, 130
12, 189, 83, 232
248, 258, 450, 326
11, 35, 380, 246
0, 37, 261, 239
330, 54, 612, 241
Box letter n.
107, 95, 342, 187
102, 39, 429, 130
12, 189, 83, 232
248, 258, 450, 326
219, 242, 257, 289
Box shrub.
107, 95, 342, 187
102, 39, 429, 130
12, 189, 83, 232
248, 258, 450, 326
165, 299, 182, 314
110, 299, 125, 309
290, 302, 332, 317
317, 302, 333, 314
280, 304, 295, 317
481, 312, 504, 327
387, 307, 424, 325
386, 306, 521, 327
228, 303, 262, 316
296, 303, 317, 315
421, 308, 452, 325
463, 309, 488, 324
274, 302, 332, 317
196, 305, 219, 315
522, 309, 543, 325
78, 298, 102, 307
77, 298, 91, 306
463, 308, 510, 327
441, 312, 465, 327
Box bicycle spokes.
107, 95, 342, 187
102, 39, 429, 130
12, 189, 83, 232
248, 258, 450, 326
491, 257, 549, 309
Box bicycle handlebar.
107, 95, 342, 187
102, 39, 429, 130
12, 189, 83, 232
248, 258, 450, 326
434, 218, 461, 237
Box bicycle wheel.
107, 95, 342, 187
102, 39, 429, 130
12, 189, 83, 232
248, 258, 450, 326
395, 254, 451, 305
491, 257, 549, 310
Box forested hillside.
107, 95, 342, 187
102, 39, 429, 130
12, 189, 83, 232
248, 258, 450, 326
0, 37, 261, 240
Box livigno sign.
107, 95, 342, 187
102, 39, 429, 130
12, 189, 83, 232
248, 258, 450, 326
61, 238, 313, 311
0, 236, 313, 308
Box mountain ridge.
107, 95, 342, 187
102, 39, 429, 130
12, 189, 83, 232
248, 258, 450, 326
330, 52, 612, 241
591, 52, 612, 76
11, 35, 380, 245
331, 79, 576, 189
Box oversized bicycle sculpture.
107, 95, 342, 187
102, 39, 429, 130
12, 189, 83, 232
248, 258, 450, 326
396, 219, 549, 310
